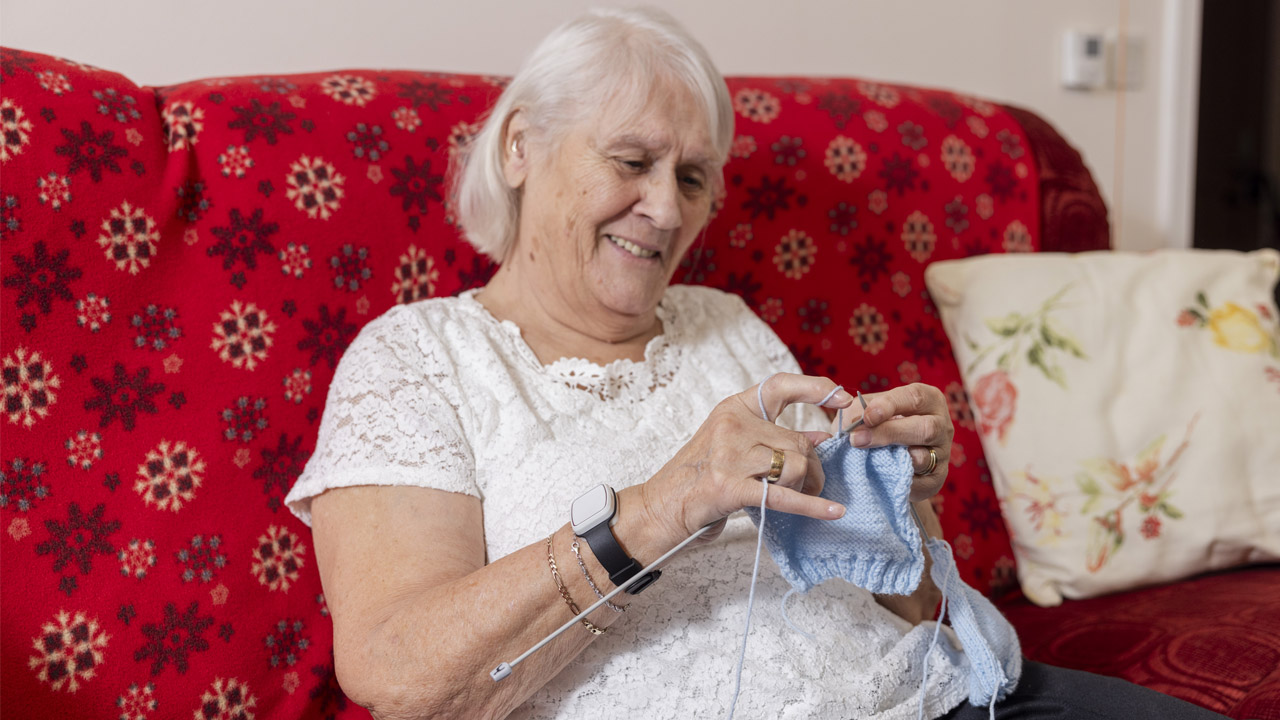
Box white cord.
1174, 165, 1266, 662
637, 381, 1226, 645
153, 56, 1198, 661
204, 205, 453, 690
490, 521, 715, 682
498, 375, 850, 694
725, 476, 769, 719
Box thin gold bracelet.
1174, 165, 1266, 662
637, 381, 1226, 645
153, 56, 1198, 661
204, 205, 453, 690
571, 539, 625, 613
546, 535, 606, 635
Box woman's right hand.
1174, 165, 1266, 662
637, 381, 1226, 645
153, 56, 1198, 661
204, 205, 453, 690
637, 373, 856, 546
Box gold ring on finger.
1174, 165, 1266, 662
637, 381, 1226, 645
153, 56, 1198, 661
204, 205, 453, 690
914, 447, 938, 476
766, 448, 785, 482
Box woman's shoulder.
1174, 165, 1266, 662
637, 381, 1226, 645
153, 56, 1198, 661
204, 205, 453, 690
342, 292, 502, 371
360, 292, 500, 346
364, 292, 475, 330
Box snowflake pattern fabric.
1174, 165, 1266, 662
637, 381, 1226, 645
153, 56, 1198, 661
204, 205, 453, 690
0, 47, 1107, 719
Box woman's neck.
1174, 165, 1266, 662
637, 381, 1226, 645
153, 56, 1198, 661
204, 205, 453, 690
475, 264, 663, 366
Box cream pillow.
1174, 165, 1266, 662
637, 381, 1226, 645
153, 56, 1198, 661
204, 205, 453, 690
925, 249, 1280, 606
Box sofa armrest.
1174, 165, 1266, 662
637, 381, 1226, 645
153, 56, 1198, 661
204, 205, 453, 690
1003, 105, 1111, 253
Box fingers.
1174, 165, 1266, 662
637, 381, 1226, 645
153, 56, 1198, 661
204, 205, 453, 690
651, 374, 851, 535
844, 383, 952, 502
909, 467, 946, 503
907, 446, 940, 475
799, 430, 833, 448
849, 383, 953, 450
907, 446, 946, 501
734, 476, 846, 521
858, 383, 945, 429
748, 438, 826, 497
749, 373, 854, 423
853, 412, 949, 449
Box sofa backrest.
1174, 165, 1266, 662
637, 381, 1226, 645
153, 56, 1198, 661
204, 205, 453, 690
0, 47, 1107, 719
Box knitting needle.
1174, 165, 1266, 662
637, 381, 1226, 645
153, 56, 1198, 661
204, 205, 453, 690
908, 502, 928, 536
838, 390, 869, 435
497, 391, 872, 681
839, 391, 925, 532
490, 521, 718, 682
841, 390, 927, 538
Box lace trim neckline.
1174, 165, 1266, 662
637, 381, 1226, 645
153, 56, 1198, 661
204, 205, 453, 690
457, 288, 684, 402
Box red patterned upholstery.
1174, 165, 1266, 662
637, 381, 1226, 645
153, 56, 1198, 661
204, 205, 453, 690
4, 46, 1267, 719
1003, 565, 1280, 718
1002, 105, 1110, 254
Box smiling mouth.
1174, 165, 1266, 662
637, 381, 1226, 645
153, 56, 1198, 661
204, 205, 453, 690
606, 234, 659, 260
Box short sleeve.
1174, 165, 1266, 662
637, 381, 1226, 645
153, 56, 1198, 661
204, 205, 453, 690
284, 306, 478, 526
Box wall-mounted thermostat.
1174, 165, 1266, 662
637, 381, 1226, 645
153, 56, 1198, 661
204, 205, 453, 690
1061, 29, 1107, 90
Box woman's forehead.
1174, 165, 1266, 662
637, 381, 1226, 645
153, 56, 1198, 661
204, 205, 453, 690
585, 84, 714, 160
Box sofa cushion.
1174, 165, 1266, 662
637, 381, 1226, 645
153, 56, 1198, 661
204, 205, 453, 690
1001, 565, 1280, 718
925, 249, 1280, 606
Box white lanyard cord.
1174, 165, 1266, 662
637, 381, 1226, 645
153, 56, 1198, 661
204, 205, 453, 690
490, 521, 717, 682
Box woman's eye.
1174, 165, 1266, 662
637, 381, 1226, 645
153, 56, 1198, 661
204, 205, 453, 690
621, 159, 646, 171
681, 175, 705, 191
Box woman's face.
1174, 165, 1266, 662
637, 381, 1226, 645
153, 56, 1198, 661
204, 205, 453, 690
510, 82, 717, 324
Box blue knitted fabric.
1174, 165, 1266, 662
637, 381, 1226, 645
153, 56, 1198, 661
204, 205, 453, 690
926, 537, 1022, 706
745, 431, 1022, 710
744, 440, 923, 595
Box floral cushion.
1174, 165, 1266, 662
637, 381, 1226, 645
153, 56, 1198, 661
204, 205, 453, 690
926, 249, 1280, 606
0, 46, 1098, 718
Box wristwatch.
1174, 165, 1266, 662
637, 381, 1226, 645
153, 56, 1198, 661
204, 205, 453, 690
570, 484, 660, 594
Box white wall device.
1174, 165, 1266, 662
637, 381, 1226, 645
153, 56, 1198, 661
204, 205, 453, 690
1061, 29, 1107, 90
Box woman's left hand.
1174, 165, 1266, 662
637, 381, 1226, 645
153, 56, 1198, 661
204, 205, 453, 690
846, 383, 953, 502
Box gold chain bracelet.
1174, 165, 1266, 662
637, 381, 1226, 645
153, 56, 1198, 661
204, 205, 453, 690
546, 535, 606, 635
571, 539, 625, 613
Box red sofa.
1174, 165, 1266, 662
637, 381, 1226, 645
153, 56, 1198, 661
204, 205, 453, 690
2, 47, 1275, 718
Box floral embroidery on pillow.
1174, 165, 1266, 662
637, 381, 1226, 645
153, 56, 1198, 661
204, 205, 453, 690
1005, 413, 1199, 572
963, 284, 1087, 443
1178, 292, 1278, 357
1005, 469, 1066, 544
1078, 414, 1198, 572
1180, 293, 1280, 394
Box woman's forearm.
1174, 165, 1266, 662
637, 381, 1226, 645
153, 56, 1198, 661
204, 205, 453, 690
329, 486, 672, 720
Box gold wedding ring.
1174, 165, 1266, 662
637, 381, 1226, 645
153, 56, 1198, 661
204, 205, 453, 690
766, 448, 785, 483
915, 447, 938, 476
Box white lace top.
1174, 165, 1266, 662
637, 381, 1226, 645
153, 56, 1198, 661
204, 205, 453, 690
285, 285, 969, 719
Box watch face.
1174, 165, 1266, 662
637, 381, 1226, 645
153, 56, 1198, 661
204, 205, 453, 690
570, 484, 615, 535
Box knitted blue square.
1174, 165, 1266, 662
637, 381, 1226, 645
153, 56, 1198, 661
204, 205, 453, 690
745, 439, 924, 596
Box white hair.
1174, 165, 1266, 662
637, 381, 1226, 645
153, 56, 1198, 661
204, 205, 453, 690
452, 7, 734, 262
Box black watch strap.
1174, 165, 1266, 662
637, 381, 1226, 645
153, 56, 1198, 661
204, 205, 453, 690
579, 523, 661, 594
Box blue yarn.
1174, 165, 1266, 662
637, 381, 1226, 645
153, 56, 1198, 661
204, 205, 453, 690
728, 376, 1020, 716
725, 374, 825, 719
918, 557, 951, 720
725, 477, 769, 720
924, 536, 1021, 711
779, 588, 815, 640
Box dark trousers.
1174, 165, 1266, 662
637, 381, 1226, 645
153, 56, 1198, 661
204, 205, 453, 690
938, 661, 1229, 719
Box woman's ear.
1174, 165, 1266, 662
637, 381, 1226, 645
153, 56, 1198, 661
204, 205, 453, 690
502, 111, 531, 190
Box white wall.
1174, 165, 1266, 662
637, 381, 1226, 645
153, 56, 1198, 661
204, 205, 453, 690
0, 0, 1201, 251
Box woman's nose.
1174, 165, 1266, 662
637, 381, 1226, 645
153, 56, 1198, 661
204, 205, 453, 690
635, 172, 682, 230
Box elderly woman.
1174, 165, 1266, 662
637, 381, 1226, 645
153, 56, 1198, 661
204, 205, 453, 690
285, 9, 1226, 720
